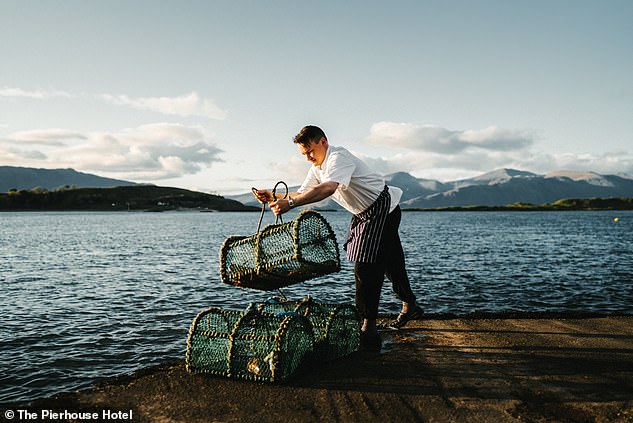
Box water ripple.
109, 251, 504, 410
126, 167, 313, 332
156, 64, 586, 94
1, 210, 632, 405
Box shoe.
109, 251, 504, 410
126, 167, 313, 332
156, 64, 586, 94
386, 305, 424, 330
359, 331, 382, 352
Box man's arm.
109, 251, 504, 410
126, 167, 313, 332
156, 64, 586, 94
269, 181, 338, 215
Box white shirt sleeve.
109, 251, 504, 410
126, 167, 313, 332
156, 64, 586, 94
298, 168, 320, 193
321, 150, 355, 189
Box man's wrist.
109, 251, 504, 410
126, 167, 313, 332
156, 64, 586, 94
288, 196, 295, 208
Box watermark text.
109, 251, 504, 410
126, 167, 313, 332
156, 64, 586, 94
4, 408, 133, 421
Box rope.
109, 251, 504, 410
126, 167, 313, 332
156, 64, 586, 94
276, 289, 287, 301
250, 181, 289, 298
252, 181, 289, 233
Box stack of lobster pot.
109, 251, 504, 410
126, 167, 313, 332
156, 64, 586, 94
186, 209, 360, 382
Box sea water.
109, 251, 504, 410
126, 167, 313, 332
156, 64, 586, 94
1, 210, 632, 404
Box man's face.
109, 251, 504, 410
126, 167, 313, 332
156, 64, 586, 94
298, 137, 328, 167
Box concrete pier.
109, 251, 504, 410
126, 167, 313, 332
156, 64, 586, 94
16, 315, 633, 422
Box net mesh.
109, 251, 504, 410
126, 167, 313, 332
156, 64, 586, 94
186, 306, 315, 382
253, 297, 360, 361
185, 298, 360, 382
220, 210, 340, 290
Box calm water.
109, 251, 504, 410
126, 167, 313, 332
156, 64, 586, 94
1, 210, 632, 405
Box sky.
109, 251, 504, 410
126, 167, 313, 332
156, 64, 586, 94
1, 0, 632, 195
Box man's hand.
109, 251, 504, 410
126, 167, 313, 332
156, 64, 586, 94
269, 198, 290, 216
252, 188, 274, 204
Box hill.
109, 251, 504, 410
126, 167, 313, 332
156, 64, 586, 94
0, 166, 137, 192
0, 185, 259, 212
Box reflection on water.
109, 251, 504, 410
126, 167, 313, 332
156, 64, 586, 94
1, 210, 632, 404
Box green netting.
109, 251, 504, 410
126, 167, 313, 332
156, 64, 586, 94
219, 210, 340, 290
186, 306, 315, 382
253, 297, 360, 361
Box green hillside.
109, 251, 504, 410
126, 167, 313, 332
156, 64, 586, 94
0, 185, 259, 212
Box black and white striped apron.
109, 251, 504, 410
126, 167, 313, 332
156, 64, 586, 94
343, 186, 391, 263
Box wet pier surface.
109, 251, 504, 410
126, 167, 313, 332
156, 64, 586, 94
14, 315, 633, 422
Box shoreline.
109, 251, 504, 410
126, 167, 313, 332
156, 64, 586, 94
7, 314, 633, 422
3, 207, 633, 213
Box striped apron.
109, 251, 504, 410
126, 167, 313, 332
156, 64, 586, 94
343, 186, 391, 263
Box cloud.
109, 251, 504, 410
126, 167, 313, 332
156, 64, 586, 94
0, 146, 47, 161
355, 121, 633, 180
100, 92, 227, 119
367, 122, 535, 154
269, 155, 311, 187
520, 151, 633, 177
5, 129, 86, 146
0, 87, 73, 99
1, 123, 224, 180
1, 87, 227, 119
355, 148, 633, 182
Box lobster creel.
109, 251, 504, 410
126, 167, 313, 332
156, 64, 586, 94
186, 306, 315, 382
253, 297, 360, 362
219, 210, 340, 290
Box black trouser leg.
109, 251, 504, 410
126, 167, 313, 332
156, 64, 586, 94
355, 260, 384, 320
354, 206, 415, 320
383, 208, 416, 304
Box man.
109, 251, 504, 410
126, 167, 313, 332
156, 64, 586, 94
256, 125, 422, 350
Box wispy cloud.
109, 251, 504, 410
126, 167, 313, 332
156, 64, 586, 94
100, 91, 227, 119
0, 87, 73, 99
6, 129, 86, 146
0, 123, 224, 180
0, 146, 48, 161
0, 86, 227, 120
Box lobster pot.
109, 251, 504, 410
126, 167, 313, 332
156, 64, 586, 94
254, 297, 360, 361
186, 306, 315, 382
220, 210, 340, 290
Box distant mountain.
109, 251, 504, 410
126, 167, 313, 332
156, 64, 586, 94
228, 168, 633, 210
451, 168, 539, 188
384, 171, 448, 202
0, 166, 137, 192
401, 169, 633, 208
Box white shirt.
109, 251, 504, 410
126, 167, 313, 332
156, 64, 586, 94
298, 145, 402, 215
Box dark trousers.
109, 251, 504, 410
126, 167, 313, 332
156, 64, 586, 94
354, 206, 416, 320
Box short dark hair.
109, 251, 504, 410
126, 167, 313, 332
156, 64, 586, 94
293, 125, 327, 146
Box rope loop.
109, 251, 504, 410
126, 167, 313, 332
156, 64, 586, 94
252, 181, 289, 232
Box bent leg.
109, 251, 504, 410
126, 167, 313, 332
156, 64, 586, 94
382, 207, 416, 305
354, 261, 385, 320
385, 232, 416, 304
